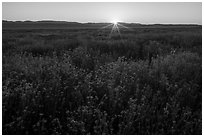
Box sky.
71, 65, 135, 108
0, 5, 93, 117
2, 2, 202, 24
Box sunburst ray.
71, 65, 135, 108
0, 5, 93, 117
117, 23, 133, 31
100, 23, 113, 29
100, 21, 133, 40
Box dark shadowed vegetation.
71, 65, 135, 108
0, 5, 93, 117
2, 22, 202, 135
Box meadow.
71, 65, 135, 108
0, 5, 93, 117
2, 23, 202, 134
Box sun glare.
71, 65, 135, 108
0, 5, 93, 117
101, 19, 131, 38
112, 20, 118, 25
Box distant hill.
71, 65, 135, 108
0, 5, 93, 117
2, 20, 86, 29
2, 20, 201, 29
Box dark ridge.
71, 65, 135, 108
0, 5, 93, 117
2, 20, 201, 30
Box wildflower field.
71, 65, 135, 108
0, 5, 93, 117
2, 23, 202, 134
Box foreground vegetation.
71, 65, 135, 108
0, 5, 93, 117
2, 25, 202, 134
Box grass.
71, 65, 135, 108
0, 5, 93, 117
2, 26, 202, 135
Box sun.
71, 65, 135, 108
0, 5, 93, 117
112, 20, 118, 25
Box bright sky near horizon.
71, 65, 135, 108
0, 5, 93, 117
2, 2, 202, 24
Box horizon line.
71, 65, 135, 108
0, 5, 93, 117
2, 19, 202, 25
